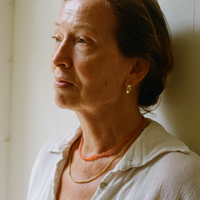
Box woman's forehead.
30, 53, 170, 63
58, 0, 115, 27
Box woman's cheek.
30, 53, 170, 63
73, 46, 103, 81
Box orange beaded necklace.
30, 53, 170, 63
78, 116, 145, 161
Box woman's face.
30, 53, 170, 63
51, 0, 133, 111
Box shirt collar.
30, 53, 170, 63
48, 126, 82, 153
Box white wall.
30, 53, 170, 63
156, 0, 200, 154
0, 0, 13, 199
0, 0, 199, 199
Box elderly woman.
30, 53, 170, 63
27, 0, 200, 199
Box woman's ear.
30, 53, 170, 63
125, 57, 149, 87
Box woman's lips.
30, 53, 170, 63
54, 78, 73, 88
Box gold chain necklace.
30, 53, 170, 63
68, 119, 148, 184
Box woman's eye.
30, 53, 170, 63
78, 37, 87, 44
51, 35, 60, 42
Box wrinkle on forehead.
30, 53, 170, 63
59, 0, 110, 25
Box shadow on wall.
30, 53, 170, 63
158, 27, 200, 156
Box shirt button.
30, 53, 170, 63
100, 182, 107, 189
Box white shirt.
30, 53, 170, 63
27, 120, 200, 200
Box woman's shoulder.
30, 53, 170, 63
126, 151, 200, 200
155, 150, 200, 175
149, 150, 200, 199
138, 119, 200, 198
145, 119, 200, 180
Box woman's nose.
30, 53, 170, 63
51, 40, 72, 68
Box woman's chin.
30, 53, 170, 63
54, 94, 78, 110
55, 95, 69, 108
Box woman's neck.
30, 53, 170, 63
75, 101, 143, 157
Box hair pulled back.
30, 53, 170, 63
105, 0, 174, 112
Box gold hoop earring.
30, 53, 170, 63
126, 85, 132, 94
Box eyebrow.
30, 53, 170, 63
55, 22, 60, 26
54, 22, 97, 33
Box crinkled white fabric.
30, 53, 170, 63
27, 120, 200, 200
